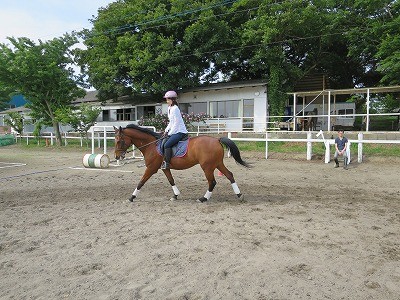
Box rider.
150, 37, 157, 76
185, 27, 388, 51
161, 90, 188, 170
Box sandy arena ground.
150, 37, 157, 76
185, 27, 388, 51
0, 144, 399, 300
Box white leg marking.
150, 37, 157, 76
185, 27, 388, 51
231, 182, 240, 194
172, 185, 180, 195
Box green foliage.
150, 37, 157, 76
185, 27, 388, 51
78, 0, 400, 112
32, 120, 45, 140
4, 111, 24, 135
56, 104, 101, 141
138, 112, 210, 131
0, 34, 86, 145
78, 0, 248, 100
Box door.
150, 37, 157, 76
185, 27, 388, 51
243, 99, 254, 130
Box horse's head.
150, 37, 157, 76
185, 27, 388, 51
114, 126, 132, 160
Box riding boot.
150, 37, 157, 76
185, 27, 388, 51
161, 148, 172, 169
334, 158, 339, 168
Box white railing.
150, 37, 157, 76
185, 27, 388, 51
226, 131, 400, 163
16, 126, 399, 164
18, 132, 85, 147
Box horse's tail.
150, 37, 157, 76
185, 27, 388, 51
219, 137, 251, 168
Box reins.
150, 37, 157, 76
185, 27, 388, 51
122, 136, 164, 154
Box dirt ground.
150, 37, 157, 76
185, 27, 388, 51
0, 144, 399, 300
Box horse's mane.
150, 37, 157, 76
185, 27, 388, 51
125, 124, 162, 139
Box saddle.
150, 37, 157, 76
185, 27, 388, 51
156, 135, 189, 158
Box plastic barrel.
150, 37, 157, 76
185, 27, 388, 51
82, 154, 110, 168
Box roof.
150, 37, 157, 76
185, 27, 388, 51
294, 73, 331, 92
289, 85, 400, 97
180, 80, 267, 93
72, 90, 99, 104
0, 106, 31, 115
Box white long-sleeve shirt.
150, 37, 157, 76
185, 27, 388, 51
165, 105, 188, 135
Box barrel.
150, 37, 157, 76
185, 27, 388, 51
82, 154, 110, 168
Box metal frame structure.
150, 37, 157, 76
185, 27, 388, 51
289, 85, 400, 132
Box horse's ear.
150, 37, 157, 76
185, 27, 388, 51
113, 126, 118, 132
119, 126, 123, 132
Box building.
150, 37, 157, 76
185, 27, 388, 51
87, 80, 269, 132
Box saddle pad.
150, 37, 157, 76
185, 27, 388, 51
156, 138, 189, 158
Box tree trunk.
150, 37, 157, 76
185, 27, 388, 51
53, 120, 62, 146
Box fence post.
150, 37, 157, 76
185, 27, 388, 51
306, 132, 312, 160
358, 132, 363, 163
50, 132, 54, 146
64, 132, 68, 146
91, 129, 95, 154
103, 127, 107, 154
324, 141, 330, 163
265, 131, 268, 159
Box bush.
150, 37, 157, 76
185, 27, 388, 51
138, 112, 210, 131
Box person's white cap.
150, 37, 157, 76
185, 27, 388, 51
163, 90, 178, 98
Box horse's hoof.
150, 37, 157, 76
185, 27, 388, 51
237, 193, 244, 201
128, 195, 136, 202
197, 197, 208, 203
170, 195, 178, 201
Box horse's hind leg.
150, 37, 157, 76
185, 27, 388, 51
162, 169, 180, 201
197, 167, 217, 203
217, 163, 244, 200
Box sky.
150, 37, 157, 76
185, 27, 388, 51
0, 0, 113, 45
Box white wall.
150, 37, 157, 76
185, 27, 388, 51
175, 85, 268, 131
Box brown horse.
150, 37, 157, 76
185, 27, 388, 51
305, 108, 318, 131
114, 124, 250, 202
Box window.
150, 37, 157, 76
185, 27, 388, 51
116, 108, 134, 121
337, 108, 354, 119
102, 110, 109, 121
189, 102, 207, 115
209, 100, 240, 118
243, 99, 254, 117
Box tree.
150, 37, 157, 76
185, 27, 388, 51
0, 34, 86, 146
56, 104, 101, 146
4, 111, 24, 135
0, 88, 11, 110
343, 0, 400, 86
375, 1, 400, 85
79, 0, 399, 115
77, 0, 235, 100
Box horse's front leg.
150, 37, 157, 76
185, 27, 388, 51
197, 167, 217, 203
129, 167, 157, 202
162, 169, 180, 201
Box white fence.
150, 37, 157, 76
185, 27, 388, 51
226, 131, 400, 163
16, 127, 400, 164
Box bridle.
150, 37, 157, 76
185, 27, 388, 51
115, 132, 133, 156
